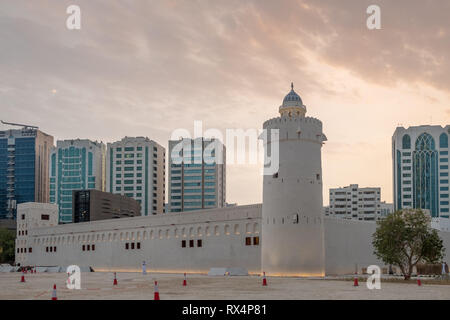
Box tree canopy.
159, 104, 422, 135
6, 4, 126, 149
372, 209, 445, 279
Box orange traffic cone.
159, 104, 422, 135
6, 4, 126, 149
154, 281, 160, 300
20, 271, 25, 283
417, 276, 422, 286
51, 284, 57, 300
183, 273, 187, 286
262, 272, 267, 286
353, 275, 359, 287
113, 272, 118, 286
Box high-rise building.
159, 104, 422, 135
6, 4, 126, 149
106, 137, 165, 216
49, 139, 106, 223
328, 184, 382, 221
0, 124, 53, 220
168, 138, 226, 212
393, 125, 449, 218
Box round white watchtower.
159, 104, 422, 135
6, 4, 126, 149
261, 83, 327, 276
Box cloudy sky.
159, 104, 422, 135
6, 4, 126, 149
1, 0, 449, 205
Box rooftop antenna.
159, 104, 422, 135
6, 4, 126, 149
1, 120, 38, 130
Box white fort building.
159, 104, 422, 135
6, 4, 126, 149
16, 85, 450, 276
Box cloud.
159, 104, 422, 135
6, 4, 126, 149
0, 0, 448, 205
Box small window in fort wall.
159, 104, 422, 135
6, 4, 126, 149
137, 242, 141, 249
87, 245, 90, 251
49, 247, 53, 252
197, 239, 202, 247
82, 245, 85, 251
41, 214, 49, 220
92, 245, 95, 251
224, 224, 230, 235
53, 246, 56, 252
29, 247, 32, 253
245, 237, 251, 246
253, 237, 260, 246
22, 214, 25, 220
46, 247, 49, 252
214, 226, 219, 236
131, 243, 135, 250
181, 240, 186, 248
234, 224, 240, 235
189, 240, 194, 248
125, 243, 129, 250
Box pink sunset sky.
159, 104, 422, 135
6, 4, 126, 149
1, 0, 449, 205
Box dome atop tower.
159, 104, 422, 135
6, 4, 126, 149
279, 82, 306, 117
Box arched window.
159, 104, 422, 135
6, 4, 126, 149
254, 222, 259, 234
234, 224, 240, 235
414, 133, 438, 216
440, 133, 448, 148
402, 134, 411, 149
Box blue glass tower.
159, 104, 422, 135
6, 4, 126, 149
393, 125, 450, 218
50, 139, 105, 223
0, 127, 53, 220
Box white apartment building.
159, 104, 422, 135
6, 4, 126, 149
328, 184, 382, 221
106, 137, 165, 216
49, 139, 106, 223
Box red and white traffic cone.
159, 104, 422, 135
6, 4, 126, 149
154, 281, 160, 300
262, 272, 267, 286
20, 271, 25, 283
417, 275, 422, 286
183, 273, 187, 286
113, 272, 118, 286
353, 274, 359, 287
51, 284, 57, 300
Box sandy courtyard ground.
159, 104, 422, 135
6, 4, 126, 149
0, 272, 449, 300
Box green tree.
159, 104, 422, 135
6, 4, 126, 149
372, 209, 445, 280
0, 228, 16, 264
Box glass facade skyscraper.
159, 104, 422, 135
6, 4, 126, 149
393, 125, 450, 218
0, 127, 53, 220
168, 138, 225, 212
49, 139, 106, 223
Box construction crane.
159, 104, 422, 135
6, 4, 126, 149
1, 120, 38, 130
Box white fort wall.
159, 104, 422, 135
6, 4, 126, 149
24, 204, 262, 273
18, 202, 450, 275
